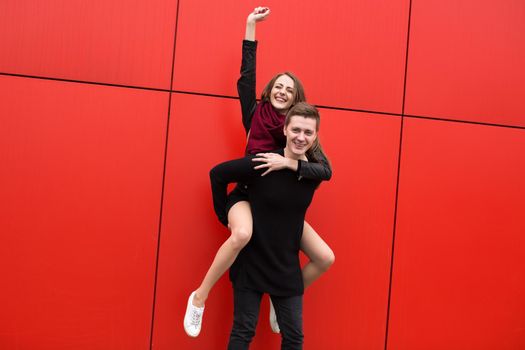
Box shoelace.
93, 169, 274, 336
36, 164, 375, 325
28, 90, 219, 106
190, 308, 202, 327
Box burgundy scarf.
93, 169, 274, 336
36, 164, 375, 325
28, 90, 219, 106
246, 102, 286, 155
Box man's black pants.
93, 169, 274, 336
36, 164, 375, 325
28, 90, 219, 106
228, 288, 303, 350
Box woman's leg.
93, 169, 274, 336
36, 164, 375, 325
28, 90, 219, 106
300, 221, 335, 288
192, 201, 253, 307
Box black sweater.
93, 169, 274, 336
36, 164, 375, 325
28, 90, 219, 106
210, 150, 320, 296
237, 40, 332, 181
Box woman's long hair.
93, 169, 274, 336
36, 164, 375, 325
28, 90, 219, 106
284, 102, 331, 169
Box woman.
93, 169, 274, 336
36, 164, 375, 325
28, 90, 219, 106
184, 7, 334, 338
213, 103, 329, 349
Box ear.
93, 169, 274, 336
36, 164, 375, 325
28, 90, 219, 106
283, 125, 287, 136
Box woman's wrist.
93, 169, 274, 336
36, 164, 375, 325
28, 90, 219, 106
245, 21, 256, 41
287, 158, 299, 172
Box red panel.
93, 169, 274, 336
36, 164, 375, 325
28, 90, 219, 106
304, 110, 400, 349
0, 76, 169, 350
0, 0, 177, 89
153, 92, 401, 349
405, 0, 525, 126
152, 94, 248, 350
388, 118, 525, 349
172, 0, 409, 113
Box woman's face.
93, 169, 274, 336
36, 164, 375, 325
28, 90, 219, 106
270, 75, 295, 114
284, 116, 318, 158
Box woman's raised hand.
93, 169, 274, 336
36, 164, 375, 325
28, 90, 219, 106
247, 6, 270, 24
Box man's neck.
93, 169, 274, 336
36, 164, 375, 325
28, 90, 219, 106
284, 147, 308, 161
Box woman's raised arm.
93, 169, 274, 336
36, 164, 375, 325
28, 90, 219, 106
245, 6, 270, 41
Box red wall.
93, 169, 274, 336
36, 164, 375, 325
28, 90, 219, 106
1, 0, 524, 349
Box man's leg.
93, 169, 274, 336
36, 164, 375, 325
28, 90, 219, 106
271, 294, 303, 350
228, 288, 263, 350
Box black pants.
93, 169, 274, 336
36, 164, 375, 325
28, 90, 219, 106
228, 288, 303, 350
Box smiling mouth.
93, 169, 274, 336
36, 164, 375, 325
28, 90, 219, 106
293, 141, 306, 149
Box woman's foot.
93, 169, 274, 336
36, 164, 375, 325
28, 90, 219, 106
183, 291, 205, 337
269, 299, 280, 333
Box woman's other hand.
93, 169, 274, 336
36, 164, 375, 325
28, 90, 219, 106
253, 152, 297, 176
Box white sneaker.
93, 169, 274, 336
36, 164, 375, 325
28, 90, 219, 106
183, 291, 205, 337
269, 299, 280, 333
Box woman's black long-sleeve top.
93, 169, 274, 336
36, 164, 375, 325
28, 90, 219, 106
210, 150, 320, 296
237, 40, 332, 181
